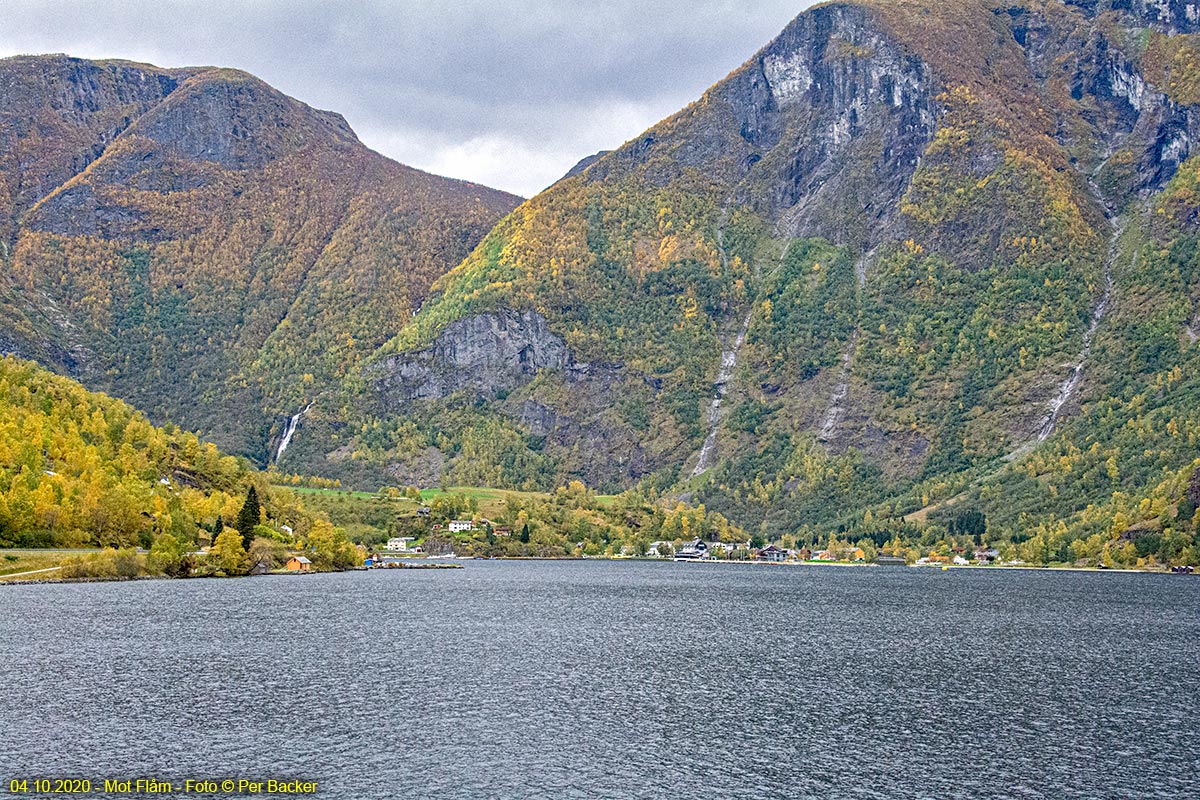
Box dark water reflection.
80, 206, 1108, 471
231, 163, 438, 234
1, 562, 1197, 798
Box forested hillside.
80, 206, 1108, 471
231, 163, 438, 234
0, 355, 297, 548
0, 55, 520, 461
279, 0, 1200, 565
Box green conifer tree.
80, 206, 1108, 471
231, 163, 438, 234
236, 486, 261, 550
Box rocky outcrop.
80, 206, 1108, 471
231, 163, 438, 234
22, 67, 363, 238
583, 2, 938, 249
514, 392, 652, 490
747, 3, 937, 244
1004, 2, 1200, 200
369, 309, 571, 406
0, 56, 187, 241
384, 447, 447, 487
1066, 1, 1200, 34
129, 70, 358, 170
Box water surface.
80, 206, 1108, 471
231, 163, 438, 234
1, 562, 1197, 798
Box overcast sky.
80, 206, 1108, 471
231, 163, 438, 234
0, 1, 815, 196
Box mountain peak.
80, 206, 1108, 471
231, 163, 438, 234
0, 54, 520, 461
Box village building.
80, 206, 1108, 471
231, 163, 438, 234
449, 520, 475, 533
416, 506, 431, 517
386, 537, 417, 552
286, 555, 312, 572
974, 548, 1000, 564
646, 541, 674, 557
756, 545, 789, 562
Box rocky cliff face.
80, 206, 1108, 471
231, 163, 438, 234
1066, 0, 1200, 34
370, 309, 570, 405
584, 2, 939, 249
0, 56, 188, 242
735, 2, 939, 245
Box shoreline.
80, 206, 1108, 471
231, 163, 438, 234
1, 557, 1182, 586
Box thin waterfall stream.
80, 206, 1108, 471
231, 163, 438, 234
275, 402, 313, 462
1035, 220, 1122, 443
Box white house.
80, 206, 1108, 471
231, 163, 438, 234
449, 520, 475, 533
386, 537, 417, 552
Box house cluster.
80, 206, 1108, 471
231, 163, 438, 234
915, 547, 1001, 566
429, 519, 486, 534
633, 539, 1009, 567
641, 539, 871, 563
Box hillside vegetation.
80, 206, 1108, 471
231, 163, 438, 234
5, 4, 1200, 569
289, 0, 1200, 567
0, 55, 519, 461
0, 356, 738, 572
0, 355, 290, 548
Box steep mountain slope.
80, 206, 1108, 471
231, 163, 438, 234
0, 55, 520, 460
0, 354, 303, 549
306, 0, 1200, 558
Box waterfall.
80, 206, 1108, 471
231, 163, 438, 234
692, 311, 752, 477
275, 403, 312, 462
1035, 230, 1121, 443
819, 330, 860, 442
818, 251, 870, 443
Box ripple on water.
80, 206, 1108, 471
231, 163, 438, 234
1, 563, 1197, 799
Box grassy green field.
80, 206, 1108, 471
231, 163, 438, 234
278, 486, 397, 501
276, 484, 617, 513
0, 550, 83, 579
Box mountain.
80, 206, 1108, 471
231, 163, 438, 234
0, 54, 520, 460
292, 0, 1200, 561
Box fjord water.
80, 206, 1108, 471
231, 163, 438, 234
1, 563, 1196, 799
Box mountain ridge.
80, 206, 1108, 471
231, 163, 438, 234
289, 0, 1200, 563
0, 53, 521, 461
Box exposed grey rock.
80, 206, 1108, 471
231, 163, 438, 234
369, 309, 570, 405
132, 74, 358, 170
384, 447, 446, 487
26, 184, 156, 239
0, 55, 185, 237
1008, 2, 1200, 199
517, 400, 559, 437
585, 2, 938, 251
1067, 0, 1200, 34
512, 397, 649, 489
560, 150, 610, 181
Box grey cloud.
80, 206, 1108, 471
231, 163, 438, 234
0, 1, 816, 195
